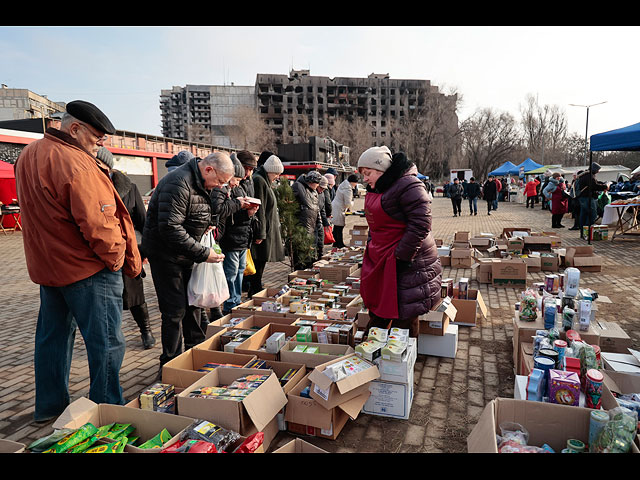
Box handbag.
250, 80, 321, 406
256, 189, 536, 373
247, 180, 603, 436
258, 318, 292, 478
323, 225, 335, 244
187, 230, 229, 308
244, 248, 256, 276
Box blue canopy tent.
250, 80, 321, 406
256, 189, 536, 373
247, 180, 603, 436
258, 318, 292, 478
488, 161, 518, 176
590, 121, 640, 151
517, 158, 544, 174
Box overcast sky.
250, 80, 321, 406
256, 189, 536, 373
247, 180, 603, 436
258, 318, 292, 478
2, 25, 639, 146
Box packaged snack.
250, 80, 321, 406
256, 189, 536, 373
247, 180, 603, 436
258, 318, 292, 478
179, 420, 241, 453
42, 422, 98, 453
161, 439, 219, 453
137, 428, 172, 449
27, 428, 76, 453
84, 440, 122, 453
233, 432, 264, 453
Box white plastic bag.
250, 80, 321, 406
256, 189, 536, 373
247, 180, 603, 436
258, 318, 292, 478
187, 230, 229, 308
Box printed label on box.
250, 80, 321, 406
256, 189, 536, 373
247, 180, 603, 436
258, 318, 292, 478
313, 384, 330, 402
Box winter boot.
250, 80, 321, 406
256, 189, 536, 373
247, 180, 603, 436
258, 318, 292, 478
130, 303, 156, 349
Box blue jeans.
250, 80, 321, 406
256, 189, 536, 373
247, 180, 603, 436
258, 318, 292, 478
34, 268, 125, 421
493, 199, 499, 210
222, 249, 247, 313
578, 197, 598, 230
468, 197, 478, 213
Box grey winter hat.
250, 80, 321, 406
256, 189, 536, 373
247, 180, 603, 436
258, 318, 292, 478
318, 176, 328, 189
357, 146, 392, 172
96, 146, 114, 169
231, 154, 245, 178
306, 170, 323, 184
262, 155, 284, 174
591, 162, 601, 173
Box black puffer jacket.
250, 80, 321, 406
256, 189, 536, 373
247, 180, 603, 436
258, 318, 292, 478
142, 157, 213, 266
218, 183, 254, 252
367, 152, 442, 319
292, 173, 321, 236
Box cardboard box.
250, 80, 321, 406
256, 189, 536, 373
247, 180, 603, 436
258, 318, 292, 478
363, 372, 414, 420
319, 263, 358, 283
439, 255, 451, 267
280, 341, 355, 368
350, 234, 368, 248
176, 368, 288, 439
540, 253, 560, 272
491, 259, 527, 288
593, 320, 632, 353
288, 269, 320, 282
377, 338, 417, 384
419, 299, 457, 336
350, 225, 369, 237
502, 227, 531, 239
417, 324, 459, 358
308, 354, 380, 410
505, 237, 524, 254
454, 231, 471, 242
466, 398, 639, 453
564, 246, 603, 272
470, 237, 494, 250
602, 351, 640, 375
272, 438, 328, 453
602, 370, 640, 411
162, 349, 256, 389
52, 397, 195, 453
233, 323, 301, 361
523, 235, 554, 252
450, 247, 474, 268
0, 440, 25, 453
520, 255, 541, 273
473, 258, 500, 283
451, 289, 487, 327
285, 373, 369, 440
251, 288, 290, 306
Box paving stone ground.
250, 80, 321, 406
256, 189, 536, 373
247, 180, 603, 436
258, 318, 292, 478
1, 193, 639, 452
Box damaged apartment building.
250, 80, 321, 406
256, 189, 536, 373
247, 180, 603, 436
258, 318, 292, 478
160, 70, 458, 150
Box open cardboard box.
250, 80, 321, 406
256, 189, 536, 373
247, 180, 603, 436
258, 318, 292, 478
288, 269, 320, 282
308, 354, 380, 410
285, 373, 369, 440
52, 397, 196, 453
280, 341, 355, 368
602, 370, 640, 410
272, 438, 328, 453
451, 288, 487, 327
232, 323, 301, 361
176, 368, 287, 440
565, 246, 603, 272
501, 227, 531, 239
161, 348, 256, 389
593, 320, 632, 353
0, 440, 25, 453
250, 287, 291, 306
467, 397, 640, 453
363, 371, 415, 420
419, 299, 457, 336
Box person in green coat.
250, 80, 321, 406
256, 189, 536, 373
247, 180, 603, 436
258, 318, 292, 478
246, 154, 285, 297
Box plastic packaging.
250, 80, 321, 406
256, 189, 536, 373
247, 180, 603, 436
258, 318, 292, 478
178, 419, 242, 453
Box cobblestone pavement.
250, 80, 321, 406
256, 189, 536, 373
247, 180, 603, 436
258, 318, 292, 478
1, 194, 639, 452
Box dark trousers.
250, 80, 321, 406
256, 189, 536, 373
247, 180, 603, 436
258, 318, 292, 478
246, 258, 267, 297
552, 213, 564, 227
332, 225, 345, 248
451, 197, 462, 215
526, 196, 536, 208
148, 259, 204, 366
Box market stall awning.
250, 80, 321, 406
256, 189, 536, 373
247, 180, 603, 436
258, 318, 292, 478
516, 158, 543, 173
590, 122, 640, 151
524, 165, 561, 175
488, 161, 518, 176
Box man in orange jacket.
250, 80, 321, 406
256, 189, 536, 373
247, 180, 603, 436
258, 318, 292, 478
15, 100, 142, 423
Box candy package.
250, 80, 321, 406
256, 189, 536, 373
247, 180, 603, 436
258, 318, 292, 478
591, 406, 638, 453
27, 428, 76, 453
138, 428, 172, 449
233, 432, 264, 453
161, 439, 219, 453
42, 422, 98, 453
179, 419, 242, 453
519, 289, 539, 322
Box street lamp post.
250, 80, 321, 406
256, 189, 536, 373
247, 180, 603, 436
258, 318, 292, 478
569, 101, 607, 245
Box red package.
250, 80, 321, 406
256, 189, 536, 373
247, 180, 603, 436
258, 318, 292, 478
233, 432, 264, 453
161, 439, 219, 453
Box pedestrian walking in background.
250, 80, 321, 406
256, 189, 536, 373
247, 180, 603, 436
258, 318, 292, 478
449, 177, 463, 216
97, 146, 155, 350
331, 174, 358, 248
15, 100, 142, 422
246, 154, 286, 297
550, 177, 569, 228
576, 163, 607, 239
142, 152, 235, 371
493, 177, 502, 210
483, 175, 498, 215
466, 177, 481, 215
357, 146, 442, 338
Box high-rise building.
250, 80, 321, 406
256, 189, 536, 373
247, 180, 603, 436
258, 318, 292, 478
160, 84, 255, 147
160, 71, 459, 150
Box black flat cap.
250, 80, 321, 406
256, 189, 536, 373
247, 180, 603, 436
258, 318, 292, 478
66, 100, 116, 135
236, 150, 257, 168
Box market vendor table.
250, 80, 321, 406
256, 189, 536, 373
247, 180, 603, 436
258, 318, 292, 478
601, 203, 640, 240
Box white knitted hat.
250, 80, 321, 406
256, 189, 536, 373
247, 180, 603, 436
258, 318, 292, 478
357, 146, 392, 172
263, 155, 284, 174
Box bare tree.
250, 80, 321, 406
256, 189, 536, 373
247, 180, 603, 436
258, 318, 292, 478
520, 94, 568, 165
225, 105, 278, 152
461, 107, 520, 180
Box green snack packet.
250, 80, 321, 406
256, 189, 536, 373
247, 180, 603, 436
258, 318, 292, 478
42, 423, 98, 453
67, 436, 99, 454
137, 428, 172, 449
84, 440, 121, 453
27, 428, 76, 453
105, 423, 133, 440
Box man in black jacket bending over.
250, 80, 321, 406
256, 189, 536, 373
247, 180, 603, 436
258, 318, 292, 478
142, 152, 249, 371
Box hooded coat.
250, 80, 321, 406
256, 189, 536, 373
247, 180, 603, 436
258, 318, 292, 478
550, 181, 568, 215
291, 173, 321, 237
331, 179, 354, 227
365, 153, 442, 320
